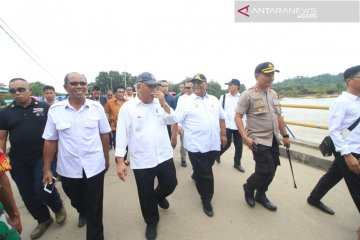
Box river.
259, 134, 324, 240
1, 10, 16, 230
280, 97, 336, 144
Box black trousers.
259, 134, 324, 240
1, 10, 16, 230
310, 152, 360, 213
188, 151, 219, 204
133, 159, 177, 224
246, 137, 280, 193
219, 128, 243, 166
61, 170, 105, 240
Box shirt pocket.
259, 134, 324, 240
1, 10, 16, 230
55, 122, 72, 136
82, 120, 99, 138
252, 99, 267, 115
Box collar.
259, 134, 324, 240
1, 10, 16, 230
11, 97, 38, 108
342, 91, 360, 101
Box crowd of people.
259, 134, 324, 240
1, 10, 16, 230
0, 63, 359, 240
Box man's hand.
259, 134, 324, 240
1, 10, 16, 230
177, 126, 184, 135
42, 170, 54, 186
344, 154, 360, 175
152, 90, 165, 106
283, 137, 290, 148
220, 135, 227, 147
243, 136, 255, 150
9, 213, 22, 233
105, 161, 110, 173
116, 157, 128, 181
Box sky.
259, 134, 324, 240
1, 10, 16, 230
0, 0, 359, 93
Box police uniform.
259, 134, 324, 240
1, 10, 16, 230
236, 86, 282, 197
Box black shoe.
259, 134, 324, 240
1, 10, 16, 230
145, 222, 157, 240
255, 193, 277, 212
78, 214, 87, 228
215, 157, 220, 164
307, 196, 335, 215
191, 174, 196, 182
158, 198, 169, 209
181, 160, 187, 167
243, 184, 255, 207
202, 202, 214, 217
234, 165, 245, 173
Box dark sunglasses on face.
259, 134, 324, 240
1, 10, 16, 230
185, 87, 192, 90
68, 81, 87, 86
9, 87, 27, 94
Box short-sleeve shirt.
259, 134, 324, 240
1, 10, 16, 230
236, 87, 281, 147
42, 99, 111, 178
0, 99, 49, 161
175, 93, 225, 153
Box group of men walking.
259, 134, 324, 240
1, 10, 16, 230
0, 63, 359, 240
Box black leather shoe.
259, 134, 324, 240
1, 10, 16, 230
215, 157, 220, 164
234, 165, 245, 173
145, 222, 157, 240
158, 198, 169, 209
255, 194, 277, 212
78, 214, 87, 228
307, 196, 335, 215
243, 184, 255, 207
202, 202, 214, 217
191, 174, 196, 182
181, 161, 187, 167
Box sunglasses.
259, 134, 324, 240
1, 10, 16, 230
68, 81, 87, 86
9, 87, 27, 94
185, 87, 192, 90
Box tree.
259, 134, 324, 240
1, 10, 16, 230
29, 81, 46, 96
207, 80, 226, 99
94, 71, 137, 93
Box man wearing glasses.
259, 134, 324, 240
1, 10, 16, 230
42, 72, 111, 240
0, 78, 66, 239
116, 72, 177, 240
175, 74, 227, 217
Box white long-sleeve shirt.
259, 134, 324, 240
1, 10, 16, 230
329, 91, 360, 156
115, 96, 176, 169
174, 93, 225, 153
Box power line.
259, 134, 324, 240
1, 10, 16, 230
0, 17, 58, 81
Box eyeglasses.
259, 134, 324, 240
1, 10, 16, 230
9, 87, 27, 94
68, 81, 87, 86
185, 87, 193, 90
161, 85, 168, 88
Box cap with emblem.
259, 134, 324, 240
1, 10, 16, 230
343, 65, 360, 81
255, 62, 280, 74
136, 72, 159, 85
191, 73, 207, 83
225, 79, 240, 86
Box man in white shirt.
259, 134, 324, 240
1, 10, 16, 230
175, 73, 227, 218
116, 72, 177, 240
177, 81, 194, 167
42, 72, 111, 240
217, 79, 245, 172
308, 65, 360, 218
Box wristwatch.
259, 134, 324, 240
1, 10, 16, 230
282, 134, 289, 138
124, 159, 130, 166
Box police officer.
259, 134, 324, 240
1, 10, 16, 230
235, 62, 290, 212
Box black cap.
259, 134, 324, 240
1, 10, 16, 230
343, 65, 360, 80
255, 62, 280, 74
136, 72, 159, 85
225, 79, 240, 87
191, 73, 207, 83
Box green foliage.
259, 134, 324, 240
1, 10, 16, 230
272, 73, 346, 97
29, 81, 47, 96
94, 71, 137, 93
207, 80, 226, 99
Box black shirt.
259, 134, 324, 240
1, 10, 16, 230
0, 98, 49, 161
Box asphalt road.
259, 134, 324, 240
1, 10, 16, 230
10, 142, 359, 240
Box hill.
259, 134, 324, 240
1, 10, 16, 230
272, 73, 346, 97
